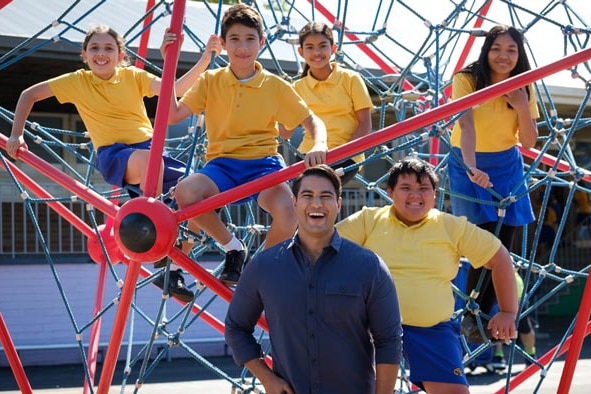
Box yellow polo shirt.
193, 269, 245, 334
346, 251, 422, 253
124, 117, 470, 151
336, 205, 501, 327
450, 72, 539, 152
48, 67, 156, 149
293, 63, 373, 163
180, 62, 312, 161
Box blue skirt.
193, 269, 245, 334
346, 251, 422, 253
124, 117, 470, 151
448, 146, 534, 226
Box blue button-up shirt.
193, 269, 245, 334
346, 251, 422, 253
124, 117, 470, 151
225, 230, 402, 394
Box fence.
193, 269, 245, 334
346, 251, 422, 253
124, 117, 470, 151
0, 183, 390, 262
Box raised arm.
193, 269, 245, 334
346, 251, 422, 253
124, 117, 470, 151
503, 86, 538, 149
173, 34, 221, 96
152, 32, 221, 97
6, 81, 54, 159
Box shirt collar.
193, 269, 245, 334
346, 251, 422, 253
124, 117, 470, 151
288, 230, 342, 253
304, 62, 340, 88
389, 205, 433, 228
90, 67, 122, 85
226, 61, 265, 88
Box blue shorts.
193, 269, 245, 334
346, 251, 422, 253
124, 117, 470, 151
448, 146, 535, 226
402, 321, 468, 390
199, 156, 286, 204
96, 139, 186, 198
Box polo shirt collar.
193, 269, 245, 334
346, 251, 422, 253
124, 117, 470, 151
304, 62, 340, 88
90, 67, 122, 85
225, 61, 265, 88
389, 205, 433, 228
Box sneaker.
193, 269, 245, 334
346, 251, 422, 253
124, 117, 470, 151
219, 241, 249, 286
153, 241, 182, 269
153, 269, 195, 303
492, 355, 507, 371
154, 256, 168, 269
461, 313, 493, 344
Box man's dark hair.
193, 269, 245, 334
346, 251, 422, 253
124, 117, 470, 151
292, 164, 342, 197
386, 158, 439, 190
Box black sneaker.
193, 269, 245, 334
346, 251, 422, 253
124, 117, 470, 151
461, 313, 493, 344
492, 355, 507, 371
219, 241, 249, 286
153, 269, 195, 303
524, 353, 537, 367
153, 241, 182, 269
154, 256, 168, 269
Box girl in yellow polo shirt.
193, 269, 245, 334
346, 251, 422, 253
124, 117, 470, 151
285, 21, 373, 185
7, 25, 220, 302
447, 25, 539, 342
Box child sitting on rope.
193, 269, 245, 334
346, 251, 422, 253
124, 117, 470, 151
6, 24, 220, 302
167, 4, 327, 286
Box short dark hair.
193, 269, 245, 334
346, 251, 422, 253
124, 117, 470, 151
386, 158, 439, 190
292, 164, 342, 197
221, 3, 264, 40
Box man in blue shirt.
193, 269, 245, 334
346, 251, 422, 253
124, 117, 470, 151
225, 165, 402, 394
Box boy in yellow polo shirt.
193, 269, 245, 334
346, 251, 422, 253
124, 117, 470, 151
168, 4, 328, 285
336, 158, 518, 393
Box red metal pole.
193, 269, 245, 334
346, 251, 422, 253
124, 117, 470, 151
143, 0, 185, 197
83, 259, 109, 394
96, 3, 186, 389
0, 312, 33, 394
0, 134, 118, 220
493, 320, 591, 393
169, 248, 270, 332
96, 259, 142, 393
175, 46, 591, 223
0, 158, 98, 239
556, 285, 591, 393
134, 0, 156, 69
0, 0, 13, 10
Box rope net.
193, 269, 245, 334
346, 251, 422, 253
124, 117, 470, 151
1, 0, 590, 392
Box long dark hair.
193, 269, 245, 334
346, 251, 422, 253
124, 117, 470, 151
457, 25, 531, 99
298, 21, 334, 77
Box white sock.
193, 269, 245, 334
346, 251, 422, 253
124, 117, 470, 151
222, 236, 243, 252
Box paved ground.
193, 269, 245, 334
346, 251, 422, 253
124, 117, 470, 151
1, 316, 590, 393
